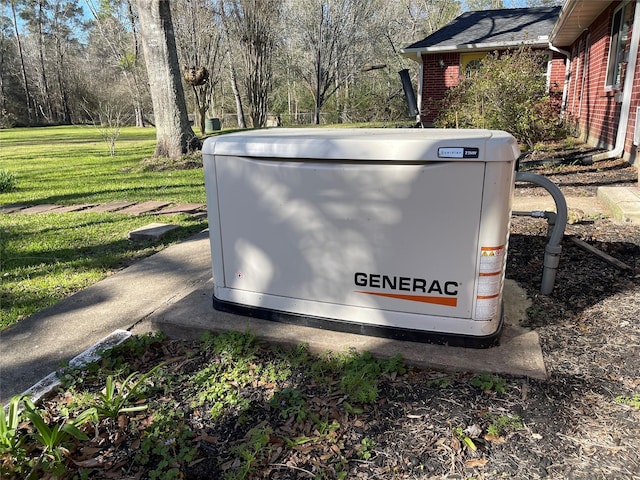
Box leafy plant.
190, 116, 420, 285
0, 169, 17, 192
1, 395, 23, 452
615, 394, 640, 408
357, 437, 376, 460
91, 365, 162, 419
1, 395, 28, 477
470, 373, 507, 393
135, 406, 197, 480
191, 353, 253, 418
98, 332, 167, 374
427, 375, 451, 389
454, 426, 477, 451
435, 45, 566, 148
227, 426, 273, 480
23, 398, 89, 477
202, 330, 257, 358
484, 413, 523, 437
324, 350, 406, 404
269, 387, 308, 421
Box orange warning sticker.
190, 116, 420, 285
475, 245, 506, 320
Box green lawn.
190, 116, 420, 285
0, 126, 208, 329
0, 126, 205, 205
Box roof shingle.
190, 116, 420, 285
403, 6, 561, 53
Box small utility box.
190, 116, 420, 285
202, 129, 519, 347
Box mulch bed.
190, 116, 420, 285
13, 151, 640, 479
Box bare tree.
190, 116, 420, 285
219, 2, 246, 128
86, 0, 148, 128
5, 0, 33, 122
136, 0, 199, 159
19, 0, 53, 121
173, 0, 224, 135
221, 0, 281, 128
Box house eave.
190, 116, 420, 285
550, 0, 609, 46
400, 38, 551, 61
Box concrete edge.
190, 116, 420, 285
597, 186, 640, 223
7, 330, 131, 408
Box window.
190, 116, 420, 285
606, 2, 632, 89
460, 53, 486, 78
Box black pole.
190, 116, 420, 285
398, 69, 419, 118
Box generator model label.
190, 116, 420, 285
438, 147, 480, 159
354, 272, 458, 307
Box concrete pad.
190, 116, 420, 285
84, 201, 136, 213
139, 278, 547, 380
597, 186, 640, 223
117, 201, 171, 216
128, 222, 179, 241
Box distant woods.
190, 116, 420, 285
0, 0, 553, 130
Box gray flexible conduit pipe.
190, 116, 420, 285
514, 171, 568, 295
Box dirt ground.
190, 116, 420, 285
26, 149, 640, 479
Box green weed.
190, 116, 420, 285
318, 350, 405, 404
89, 366, 162, 419
470, 373, 507, 393
22, 398, 90, 478
454, 426, 477, 451
427, 375, 451, 389
134, 406, 197, 480
0, 169, 17, 192
269, 387, 308, 421
615, 394, 640, 408
227, 426, 273, 480
484, 413, 523, 437
357, 437, 376, 460
0, 396, 28, 477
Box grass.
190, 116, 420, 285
0, 125, 208, 329
0, 126, 205, 205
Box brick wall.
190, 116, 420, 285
549, 53, 566, 92
563, 1, 639, 164
420, 53, 461, 124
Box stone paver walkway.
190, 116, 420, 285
0, 201, 206, 216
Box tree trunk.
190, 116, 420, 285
54, 38, 71, 124
220, 5, 246, 129
35, 0, 53, 122
9, 0, 33, 123
137, 0, 199, 159
228, 49, 246, 128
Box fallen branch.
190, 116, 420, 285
569, 237, 633, 271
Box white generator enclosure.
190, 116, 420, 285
203, 129, 519, 348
